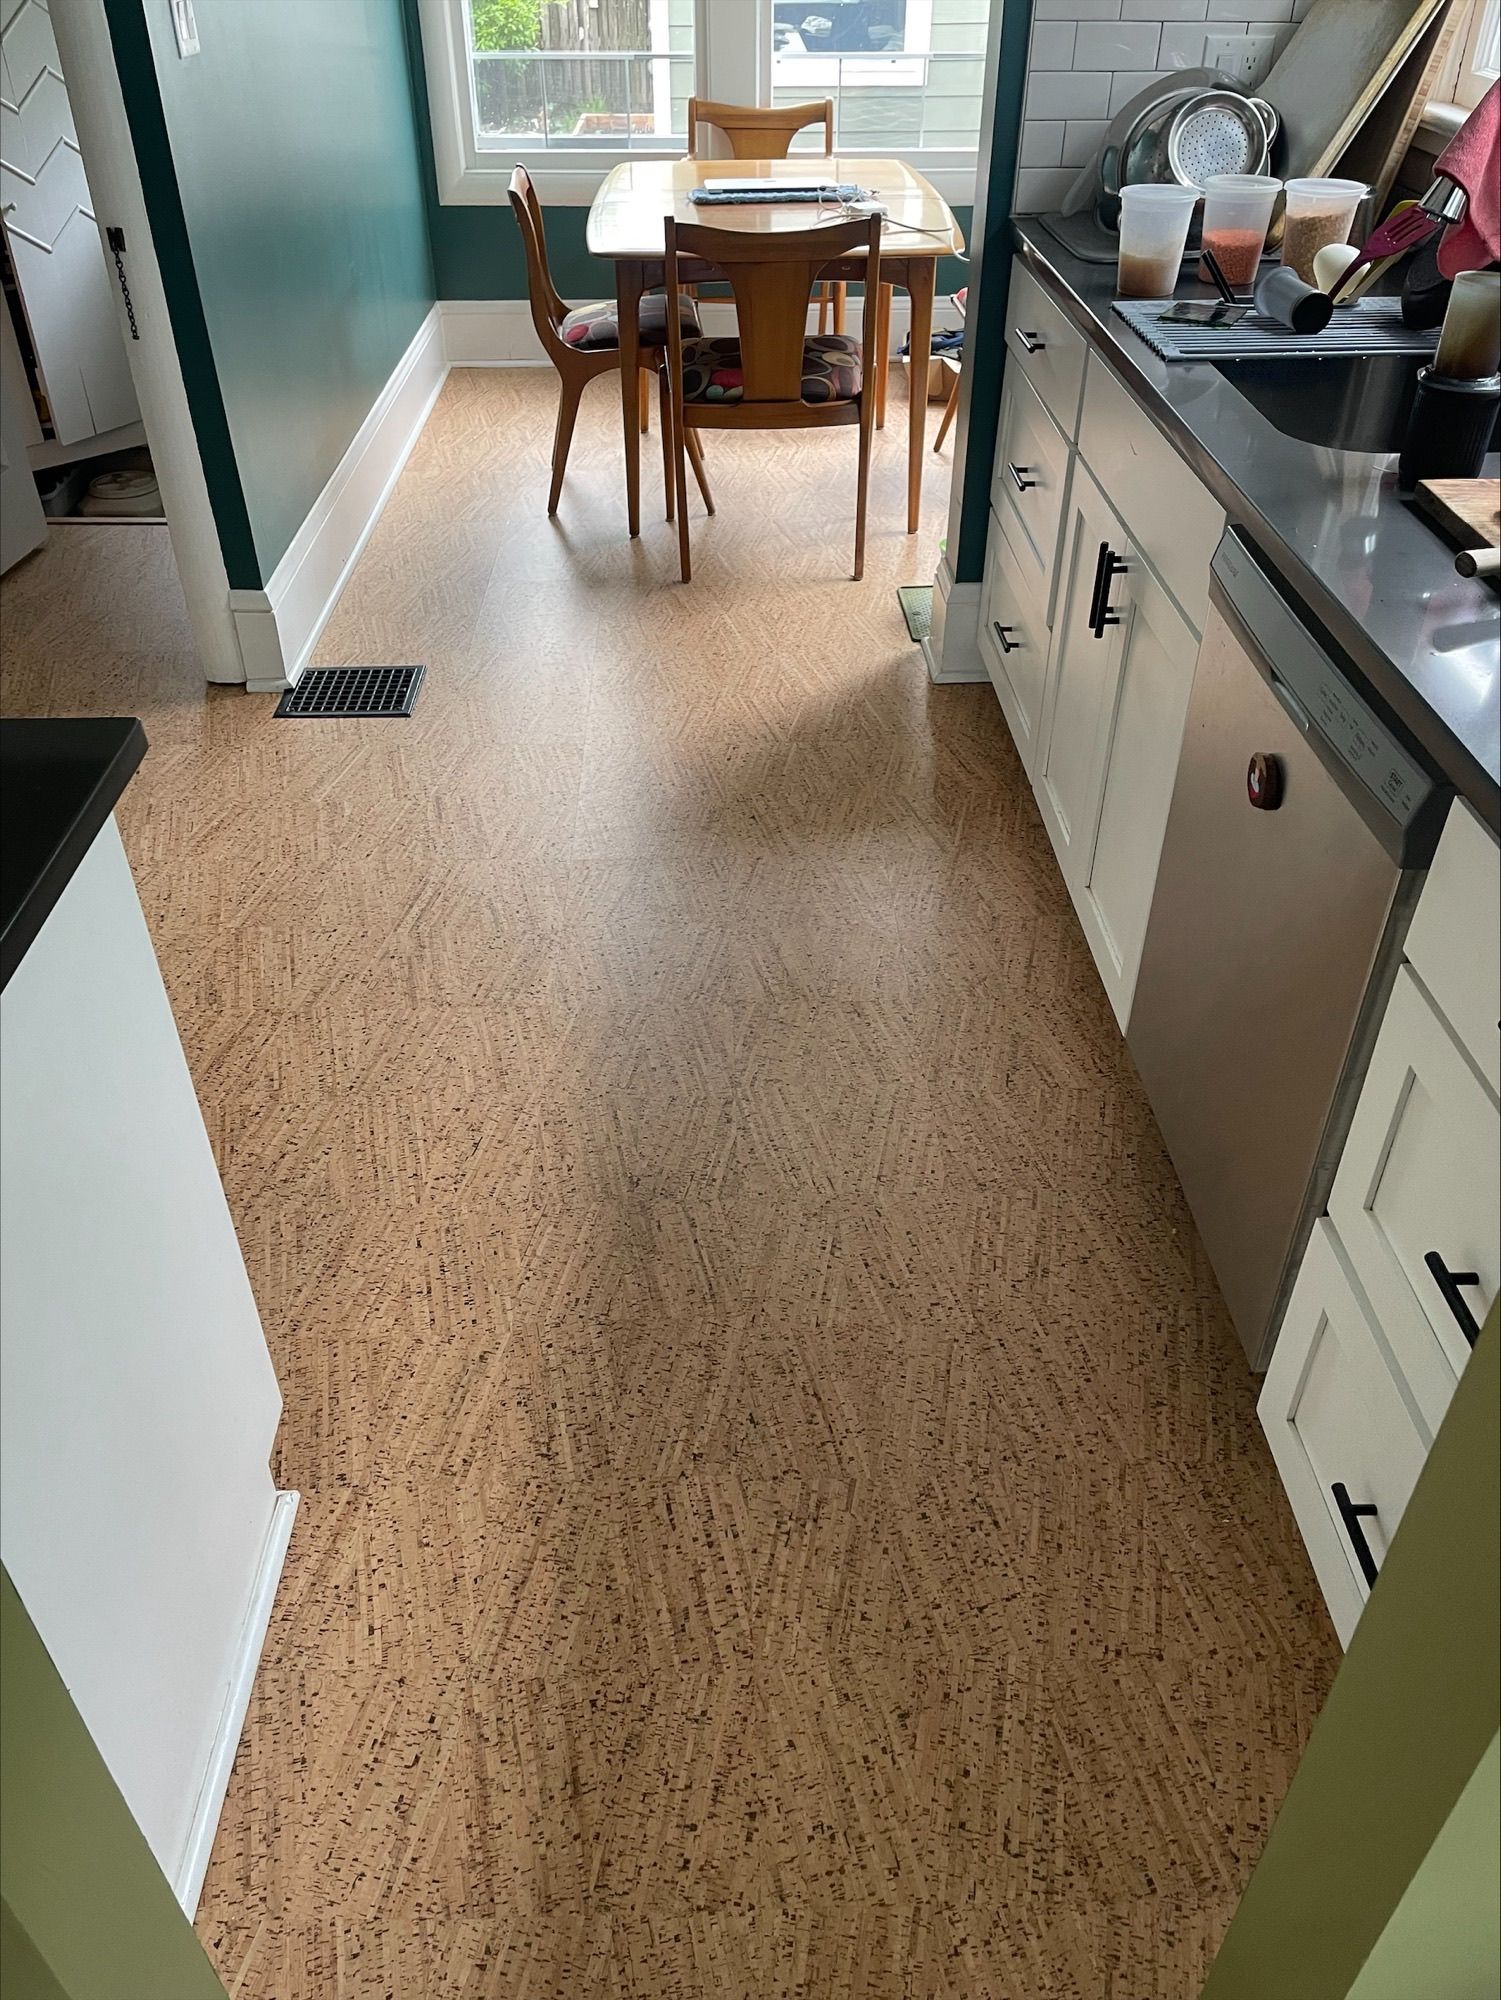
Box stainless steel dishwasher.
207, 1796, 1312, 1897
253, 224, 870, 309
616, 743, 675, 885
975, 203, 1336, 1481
1127, 527, 1449, 1370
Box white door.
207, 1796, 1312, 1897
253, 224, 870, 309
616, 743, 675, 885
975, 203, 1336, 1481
1, 0, 138, 444
1034, 461, 1129, 908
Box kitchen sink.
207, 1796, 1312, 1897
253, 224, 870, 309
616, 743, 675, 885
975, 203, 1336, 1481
1213, 352, 1428, 453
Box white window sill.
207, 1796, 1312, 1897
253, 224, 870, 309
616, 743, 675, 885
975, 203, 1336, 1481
440, 156, 981, 208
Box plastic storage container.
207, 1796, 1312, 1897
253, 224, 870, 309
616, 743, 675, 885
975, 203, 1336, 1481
1198, 175, 1281, 289
1280, 178, 1366, 285
1117, 183, 1202, 299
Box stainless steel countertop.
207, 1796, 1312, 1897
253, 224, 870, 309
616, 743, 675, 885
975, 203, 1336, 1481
1012, 220, 1500, 834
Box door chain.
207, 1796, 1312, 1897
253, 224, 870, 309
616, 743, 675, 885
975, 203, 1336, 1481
106, 227, 140, 340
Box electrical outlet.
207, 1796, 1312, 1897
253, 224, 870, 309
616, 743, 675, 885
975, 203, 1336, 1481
169, 0, 200, 57
1204, 30, 1276, 87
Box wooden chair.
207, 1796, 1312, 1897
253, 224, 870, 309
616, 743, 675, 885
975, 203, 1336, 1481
662, 212, 881, 583
685, 98, 848, 336
507, 165, 712, 518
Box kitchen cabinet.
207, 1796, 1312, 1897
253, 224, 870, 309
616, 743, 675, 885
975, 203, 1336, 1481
1261, 798, 1501, 1643
1033, 456, 1201, 1028
978, 503, 1052, 775
990, 365, 1072, 624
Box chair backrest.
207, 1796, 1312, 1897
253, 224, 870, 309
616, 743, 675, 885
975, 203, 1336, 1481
665, 213, 881, 404
507, 164, 568, 356
686, 97, 834, 160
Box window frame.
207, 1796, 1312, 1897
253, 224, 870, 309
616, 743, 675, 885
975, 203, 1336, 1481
417, 0, 985, 205
1429, 0, 1501, 122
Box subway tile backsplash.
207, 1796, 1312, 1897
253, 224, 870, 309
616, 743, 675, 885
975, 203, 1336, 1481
1016, 0, 1300, 210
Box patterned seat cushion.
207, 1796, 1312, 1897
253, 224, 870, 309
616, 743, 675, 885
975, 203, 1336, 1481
560, 292, 702, 350
679, 333, 862, 405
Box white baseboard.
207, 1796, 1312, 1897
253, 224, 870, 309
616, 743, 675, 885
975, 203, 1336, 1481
922, 552, 987, 684
229, 306, 448, 691
173, 1487, 299, 1917
440, 292, 958, 369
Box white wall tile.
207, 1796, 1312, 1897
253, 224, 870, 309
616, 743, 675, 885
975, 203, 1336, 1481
1062, 117, 1112, 166
1029, 19, 1076, 67
1122, 0, 1208, 15
1020, 119, 1066, 166
1032, 0, 1122, 17
1108, 67, 1171, 112
1073, 19, 1163, 67
1014, 165, 1079, 212
1158, 21, 1209, 66
1291, 0, 1314, 17
1240, 0, 1294, 17
1270, 20, 1296, 58
1026, 69, 1114, 119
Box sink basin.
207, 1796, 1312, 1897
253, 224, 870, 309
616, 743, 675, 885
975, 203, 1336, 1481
1213, 353, 1427, 453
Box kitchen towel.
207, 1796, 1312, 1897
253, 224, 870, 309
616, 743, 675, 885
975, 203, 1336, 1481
1436, 80, 1501, 280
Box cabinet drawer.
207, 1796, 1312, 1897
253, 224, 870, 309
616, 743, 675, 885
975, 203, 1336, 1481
979, 506, 1052, 778
1403, 800, 1500, 1095
991, 367, 1071, 623
1329, 965, 1498, 1427
1006, 259, 1086, 441
1260, 1220, 1429, 1648
1078, 355, 1224, 635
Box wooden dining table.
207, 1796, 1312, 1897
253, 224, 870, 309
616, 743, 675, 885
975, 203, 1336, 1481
585, 156, 964, 540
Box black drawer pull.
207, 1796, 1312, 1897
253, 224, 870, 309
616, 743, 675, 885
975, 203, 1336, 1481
1016, 329, 1045, 354
992, 619, 1019, 654
1008, 461, 1038, 494
1090, 544, 1127, 639
1424, 1251, 1484, 1348
1331, 1482, 1381, 1589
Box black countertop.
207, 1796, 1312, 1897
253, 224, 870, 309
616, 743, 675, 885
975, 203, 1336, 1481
1, 718, 147, 992
1012, 221, 1501, 834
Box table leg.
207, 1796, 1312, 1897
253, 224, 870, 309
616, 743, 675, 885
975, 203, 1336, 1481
616, 259, 644, 537
906, 260, 935, 535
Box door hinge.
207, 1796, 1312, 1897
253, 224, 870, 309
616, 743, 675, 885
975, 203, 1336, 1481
106, 227, 141, 341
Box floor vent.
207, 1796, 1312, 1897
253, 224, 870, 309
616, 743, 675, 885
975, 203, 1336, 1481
896, 585, 933, 644
275, 665, 425, 719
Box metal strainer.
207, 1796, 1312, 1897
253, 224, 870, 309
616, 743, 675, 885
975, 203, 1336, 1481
1167, 91, 1278, 184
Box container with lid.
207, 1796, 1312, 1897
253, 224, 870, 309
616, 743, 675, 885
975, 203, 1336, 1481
1280, 178, 1367, 285
1198, 174, 1281, 289
1117, 182, 1202, 299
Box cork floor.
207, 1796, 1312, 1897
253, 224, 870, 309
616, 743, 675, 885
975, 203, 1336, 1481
0, 368, 1339, 1999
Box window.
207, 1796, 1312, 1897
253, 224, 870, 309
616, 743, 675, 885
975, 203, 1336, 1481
419, 0, 992, 202
1433, 0, 1501, 114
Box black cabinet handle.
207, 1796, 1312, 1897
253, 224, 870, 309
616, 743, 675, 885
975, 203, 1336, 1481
1008, 461, 1038, 494
1016, 329, 1045, 354
1331, 1481, 1381, 1589
1090, 545, 1128, 639
992, 619, 1019, 654
1424, 1251, 1484, 1348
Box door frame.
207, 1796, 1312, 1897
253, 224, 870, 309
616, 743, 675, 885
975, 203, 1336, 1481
46, 0, 245, 683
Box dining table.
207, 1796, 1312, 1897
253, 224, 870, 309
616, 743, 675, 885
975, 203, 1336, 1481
585, 156, 965, 540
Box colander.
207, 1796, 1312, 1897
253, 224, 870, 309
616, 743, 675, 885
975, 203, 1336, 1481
1167, 91, 1278, 186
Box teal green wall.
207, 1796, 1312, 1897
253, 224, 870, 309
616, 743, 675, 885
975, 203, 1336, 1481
108, 0, 434, 586
398, 0, 969, 302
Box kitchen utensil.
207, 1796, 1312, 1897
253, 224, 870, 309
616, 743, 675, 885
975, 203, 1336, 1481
1327, 200, 1440, 301
1398, 367, 1501, 488
1068, 70, 1268, 226
1254, 264, 1336, 334
1313, 242, 1363, 296
1410, 474, 1500, 554
1112, 293, 1437, 359
1199, 174, 1282, 288
1168, 93, 1279, 187
1281, 178, 1369, 283
1200, 244, 1239, 305
1117, 183, 1202, 297
1434, 271, 1501, 381
1456, 544, 1500, 577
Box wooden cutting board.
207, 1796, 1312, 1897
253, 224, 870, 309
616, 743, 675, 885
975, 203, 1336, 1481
1412, 477, 1501, 551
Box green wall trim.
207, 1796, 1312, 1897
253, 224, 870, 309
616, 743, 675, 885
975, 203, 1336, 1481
1, 1570, 228, 1999
103, 0, 260, 590
1201, 1308, 1500, 2000
948, 0, 1033, 585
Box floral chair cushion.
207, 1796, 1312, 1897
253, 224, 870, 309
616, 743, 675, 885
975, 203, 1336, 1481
678, 333, 862, 405
560, 292, 702, 351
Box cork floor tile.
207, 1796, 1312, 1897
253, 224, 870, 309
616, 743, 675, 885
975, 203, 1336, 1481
0, 367, 1339, 1997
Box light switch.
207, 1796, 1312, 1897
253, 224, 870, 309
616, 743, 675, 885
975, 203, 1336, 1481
170, 0, 200, 57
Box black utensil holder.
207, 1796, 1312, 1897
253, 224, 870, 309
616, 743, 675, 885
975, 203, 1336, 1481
1398, 367, 1501, 489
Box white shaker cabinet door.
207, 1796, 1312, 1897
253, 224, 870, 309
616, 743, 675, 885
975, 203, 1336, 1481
1329, 965, 1499, 1432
